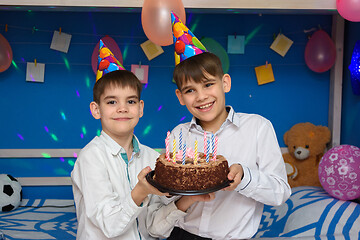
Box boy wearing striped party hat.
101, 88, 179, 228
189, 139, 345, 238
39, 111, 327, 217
147, 12, 291, 240
71, 39, 169, 240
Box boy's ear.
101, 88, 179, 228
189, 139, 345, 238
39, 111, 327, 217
222, 74, 231, 93
139, 100, 144, 118
90, 101, 101, 119
175, 89, 185, 105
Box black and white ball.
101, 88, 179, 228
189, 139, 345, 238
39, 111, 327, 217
0, 174, 22, 212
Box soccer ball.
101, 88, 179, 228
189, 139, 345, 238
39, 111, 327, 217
0, 174, 22, 212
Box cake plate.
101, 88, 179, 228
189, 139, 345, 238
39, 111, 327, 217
146, 170, 232, 196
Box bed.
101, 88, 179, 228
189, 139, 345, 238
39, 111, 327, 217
253, 186, 360, 239
1, 186, 359, 240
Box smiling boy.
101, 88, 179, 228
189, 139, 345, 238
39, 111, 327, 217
71, 67, 168, 239
150, 51, 291, 240
146, 13, 291, 238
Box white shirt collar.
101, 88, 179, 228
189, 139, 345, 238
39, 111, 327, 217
189, 106, 241, 133
99, 131, 141, 156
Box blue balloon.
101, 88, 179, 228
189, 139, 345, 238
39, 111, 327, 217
107, 63, 120, 72
183, 45, 196, 59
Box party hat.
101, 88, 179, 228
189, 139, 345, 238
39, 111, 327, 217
96, 39, 125, 81
171, 11, 207, 65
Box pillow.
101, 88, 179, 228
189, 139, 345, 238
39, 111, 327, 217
253, 186, 360, 239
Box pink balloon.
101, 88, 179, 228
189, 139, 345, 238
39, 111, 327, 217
319, 145, 360, 201
305, 30, 336, 73
141, 0, 186, 46
337, 0, 360, 22
0, 33, 13, 73
91, 36, 123, 74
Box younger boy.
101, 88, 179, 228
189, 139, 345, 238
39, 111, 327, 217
147, 53, 291, 239
71, 69, 168, 240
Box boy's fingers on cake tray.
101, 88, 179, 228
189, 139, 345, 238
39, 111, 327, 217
223, 164, 243, 191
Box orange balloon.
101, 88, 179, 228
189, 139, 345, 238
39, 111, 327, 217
99, 48, 111, 58
141, 0, 186, 46
0, 33, 13, 73
173, 22, 184, 38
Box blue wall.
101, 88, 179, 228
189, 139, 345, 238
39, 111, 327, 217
0, 10, 335, 198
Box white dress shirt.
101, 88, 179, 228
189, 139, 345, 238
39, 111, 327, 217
147, 106, 291, 240
71, 131, 161, 240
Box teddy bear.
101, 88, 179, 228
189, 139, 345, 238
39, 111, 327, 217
283, 122, 331, 188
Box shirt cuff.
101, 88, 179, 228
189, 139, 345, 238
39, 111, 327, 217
235, 165, 252, 192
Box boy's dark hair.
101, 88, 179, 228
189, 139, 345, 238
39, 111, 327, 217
173, 52, 224, 90
93, 70, 142, 104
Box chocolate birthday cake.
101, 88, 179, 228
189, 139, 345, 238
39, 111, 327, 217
154, 152, 229, 191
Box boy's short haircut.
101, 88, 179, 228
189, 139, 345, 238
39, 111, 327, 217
93, 70, 142, 103
173, 52, 224, 90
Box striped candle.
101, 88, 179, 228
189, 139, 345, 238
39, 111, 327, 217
182, 142, 186, 165
165, 131, 170, 161
204, 131, 207, 157
212, 136, 218, 161
172, 139, 176, 163
206, 138, 210, 163
179, 129, 183, 155
211, 134, 215, 154
194, 140, 198, 165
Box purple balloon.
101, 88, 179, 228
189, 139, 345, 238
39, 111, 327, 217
305, 30, 336, 73
319, 145, 360, 200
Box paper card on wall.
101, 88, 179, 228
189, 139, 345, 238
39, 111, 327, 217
26, 62, 45, 83
227, 35, 245, 54
140, 40, 164, 61
270, 33, 293, 57
50, 30, 72, 53
131, 64, 149, 84
255, 63, 275, 85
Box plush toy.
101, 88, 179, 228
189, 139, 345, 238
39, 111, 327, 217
283, 122, 331, 188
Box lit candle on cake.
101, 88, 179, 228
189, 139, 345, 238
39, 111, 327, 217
165, 131, 170, 161
194, 140, 198, 165
172, 139, 176, 163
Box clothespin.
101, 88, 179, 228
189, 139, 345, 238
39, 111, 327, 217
34, 59, 37, 67
273, 33, 276, 40
139, 61, 141, 68
265, 61, 268, 68
5, 24, 8, 32
303, 27, 317, 39
59, 27, 62, 35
